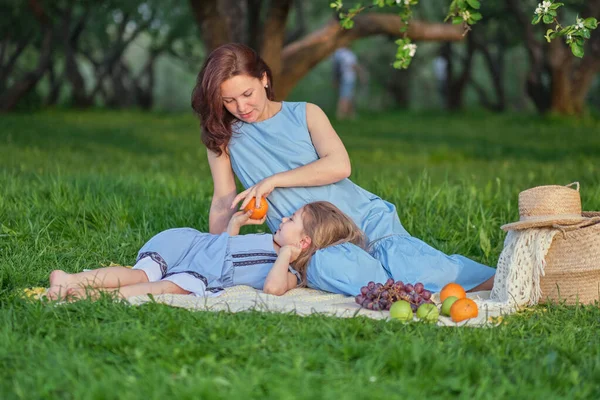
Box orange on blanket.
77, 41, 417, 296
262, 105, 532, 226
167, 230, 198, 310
450, 298, 479, 322
439, 282, 466, 303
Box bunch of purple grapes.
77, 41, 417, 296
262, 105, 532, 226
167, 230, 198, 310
355, 278, 433, 311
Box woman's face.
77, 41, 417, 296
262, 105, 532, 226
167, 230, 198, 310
220, 74, 268, 123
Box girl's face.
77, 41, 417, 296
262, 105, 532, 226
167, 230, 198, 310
220, 73, 269, 123
273, 207, 311, 249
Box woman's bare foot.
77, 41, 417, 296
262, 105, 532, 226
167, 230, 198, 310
47, 270, 73, 300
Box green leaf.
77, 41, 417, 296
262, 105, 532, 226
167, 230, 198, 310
466, 0, 480, 9
584, 18, 598, 30
570, 41, 584, 58
543, 14, 554, 24
343, 19, 354, 29
582, 28, 591, 39
544, 29, 556, 42
452, 16, 464, 24
559, 26, 574, 36
470, 12, 482, 21
550, 2, 563, 10
532, 15, 542, 25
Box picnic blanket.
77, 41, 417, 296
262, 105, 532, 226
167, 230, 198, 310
125, 286, 503, 327
24, 285, 502, 326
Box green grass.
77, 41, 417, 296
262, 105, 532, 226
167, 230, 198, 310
1, 110, 600, 399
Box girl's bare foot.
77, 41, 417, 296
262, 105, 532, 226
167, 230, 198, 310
47, 270, 73, 300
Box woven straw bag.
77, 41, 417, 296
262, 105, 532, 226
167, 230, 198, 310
539, 213, 600, 305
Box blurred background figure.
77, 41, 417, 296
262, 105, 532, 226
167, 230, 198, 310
332, 47, 367, 120
433, 51, 448, 104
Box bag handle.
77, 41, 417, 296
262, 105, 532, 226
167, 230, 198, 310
565, 182, 580, 191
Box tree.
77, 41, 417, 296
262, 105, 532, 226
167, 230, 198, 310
507, 0, 600, 115
189, 0, 464, 100
0, 0, 54, 112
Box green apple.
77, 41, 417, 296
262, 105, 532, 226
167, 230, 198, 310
389, 300, 413, 322
441, 296, 459, 316
416, 303, 439, 322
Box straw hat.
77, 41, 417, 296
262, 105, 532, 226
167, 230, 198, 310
501, 182, 596, 231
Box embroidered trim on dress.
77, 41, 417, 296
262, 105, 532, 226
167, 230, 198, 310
232, 252, 277, 258
233, 259, 277, 267
164, 271, 209, 287
137, 252, 168, 276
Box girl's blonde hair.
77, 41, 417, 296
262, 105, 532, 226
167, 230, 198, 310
293, 201, 367, 286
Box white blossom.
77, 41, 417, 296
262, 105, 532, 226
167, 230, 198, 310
536, 1, 552, 14
576, 18, 584, 30
462, 10, 471, 21
567, 34, 572, 41
405, 0, 411, 5
403, 43, 417, 57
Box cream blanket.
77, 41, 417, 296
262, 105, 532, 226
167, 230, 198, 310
126, 286, 501, 327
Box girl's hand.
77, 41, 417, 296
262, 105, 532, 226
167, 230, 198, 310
227, 210, 267, 236
280, 244, 302, 263
230, 210, 267, 228
230, 177, 276, 210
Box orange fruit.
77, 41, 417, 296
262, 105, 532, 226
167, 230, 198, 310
449, 298, 478, 322
243, 197, 269, 219
439, 282, 467, 303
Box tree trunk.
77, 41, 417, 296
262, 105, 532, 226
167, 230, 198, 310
444, 33, 475, 110
62, 7, 92, 107
471, 27, 506, 112
260, 0, 292, 89
189, 0, 232, 50
0, 0, 53, 112
246, 0, 263, 50
46, 62, 64, 105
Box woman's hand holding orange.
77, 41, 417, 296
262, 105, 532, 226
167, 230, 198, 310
230, 177, 276, 211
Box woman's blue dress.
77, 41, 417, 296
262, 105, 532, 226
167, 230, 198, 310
227, 102, 495, 295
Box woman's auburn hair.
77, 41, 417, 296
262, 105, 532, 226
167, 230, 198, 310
293, 201, 368, 287
191, 43, 274, 156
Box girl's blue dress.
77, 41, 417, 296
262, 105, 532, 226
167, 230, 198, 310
227, 101, 495, 296
134, 228, 300, 296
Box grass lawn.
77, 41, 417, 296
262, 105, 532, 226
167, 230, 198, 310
1, 109, 600, 399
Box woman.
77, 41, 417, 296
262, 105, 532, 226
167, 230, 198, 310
191, 43, 494, 296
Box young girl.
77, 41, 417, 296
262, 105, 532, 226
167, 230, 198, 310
47, 201, 366, 300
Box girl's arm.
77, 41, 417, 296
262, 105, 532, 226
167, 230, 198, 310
226, 210, 267, 236
231, 103, 352, 210
207, 148, 239, 233
263, 246, 300, 296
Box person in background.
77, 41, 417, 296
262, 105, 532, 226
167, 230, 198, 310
332, 47, 367, 120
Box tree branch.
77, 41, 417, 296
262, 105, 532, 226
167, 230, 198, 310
278, 14, 463, 99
